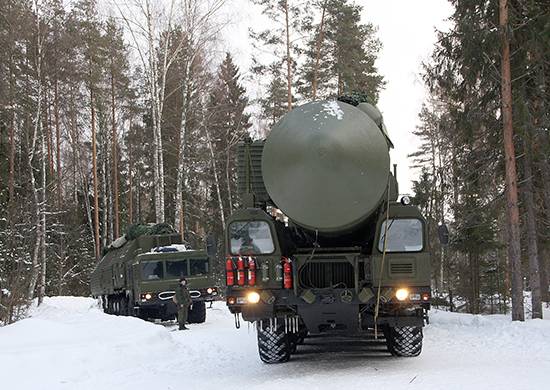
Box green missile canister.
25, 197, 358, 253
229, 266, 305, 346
261, 100, 390, 233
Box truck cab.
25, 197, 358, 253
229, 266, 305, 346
135, 248, 218, 322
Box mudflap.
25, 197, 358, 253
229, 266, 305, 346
242, 304, 274, 322
299, 304, 360, 334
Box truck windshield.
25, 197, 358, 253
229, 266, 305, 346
141, 261, 164, 280
229, 221, 275, 255
166, 260, 188, 279
378, 219, 423, 252
190, 259, 209, 275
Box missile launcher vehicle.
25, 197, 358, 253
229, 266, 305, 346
225, 99, 432, 363
91, 224, 218, 323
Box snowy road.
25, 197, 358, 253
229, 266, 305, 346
1, 297, 549, 390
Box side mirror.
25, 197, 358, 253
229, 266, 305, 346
438, 223, 450, 246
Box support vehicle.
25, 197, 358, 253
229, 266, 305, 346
91, 225, 218, 323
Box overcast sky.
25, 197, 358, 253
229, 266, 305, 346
223, 0, 454, 194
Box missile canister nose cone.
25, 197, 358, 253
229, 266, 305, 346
262, 100, 390, 233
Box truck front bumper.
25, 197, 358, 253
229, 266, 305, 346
226, 286, 430, 330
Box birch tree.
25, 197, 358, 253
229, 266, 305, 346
116, 0, 187, 223
173, 0, 226, 234
27, 0, 45, 301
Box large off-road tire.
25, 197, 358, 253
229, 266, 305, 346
384, 326, 423, 357
187, 301, 206, 324
257, 320, 291, 364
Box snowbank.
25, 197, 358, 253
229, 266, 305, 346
1, 297, 549, 390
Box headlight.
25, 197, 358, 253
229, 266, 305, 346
247, 291, 261, 304
395, 288, 409, 301
206, 288, 213, 294
145, 293, 152, 300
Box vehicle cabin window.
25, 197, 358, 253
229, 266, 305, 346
230, 221, 275, 255
165, 260, 189, 279
378, 219, 423, 252
141, 261, 164, 280
190, 259, 209, 275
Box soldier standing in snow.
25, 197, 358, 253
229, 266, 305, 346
174, 277, 191, 330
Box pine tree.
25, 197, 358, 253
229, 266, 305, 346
298, 0, 384, 102
207, 53, 251, 223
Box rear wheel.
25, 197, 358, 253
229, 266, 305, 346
384, 326, 423, 357
120, 296, 129, 316
257, 319, 291, 364
187, 301, 206, 323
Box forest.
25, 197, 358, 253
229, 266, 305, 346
0, 0, 549, 326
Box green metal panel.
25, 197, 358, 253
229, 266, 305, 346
262, 100, 390, 233
236, 140, 270, 203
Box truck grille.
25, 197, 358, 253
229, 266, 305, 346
299, 262, 355, 289
390, 262, 414, 275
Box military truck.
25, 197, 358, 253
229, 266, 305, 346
91, 224, 219, 323
225, 99, 432, 363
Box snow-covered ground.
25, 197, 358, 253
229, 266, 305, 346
1, 297, 549, 390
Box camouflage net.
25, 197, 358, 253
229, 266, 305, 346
337, 91, 373, 106
102, 223, 177, 255
126, 223, 176, 241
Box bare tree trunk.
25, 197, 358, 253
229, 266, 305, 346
284, 0, 292, 110
28, 1, 44, 301
91, 84, 100, 261
205, 126, 225, 227
55, 80, 62, 208
536, 129, 550, 302
499, 0, 524, 321
128, 119, 134, 225
8, 111, 15, 207
71, 98, 95, 263
38, 113, 47, 305
522, 137, 542, 318
54, 80, 65, 294
146, 0, 172, 224
144, 0, 165, 224
102, 133, 109, 247
469, 252, 480, 314
104, 151, 111, 245
136, 170, 142, 222
311, 1, 327, 100
111, 66, 120, 238
538, 159, 550, 301
45, 87, 54, 177
175, 60, 191, 235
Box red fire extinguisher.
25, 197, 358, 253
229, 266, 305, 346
225, 258, 235, 286
283, 257, 292, 289
237, 256, 245, 286
248, 257, 256, 286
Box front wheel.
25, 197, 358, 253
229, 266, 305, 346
384, 326, 423, 357
187, 301, 206, 323
257, 319, 291, 364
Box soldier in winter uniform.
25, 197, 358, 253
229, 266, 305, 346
174, 277, 192, 330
